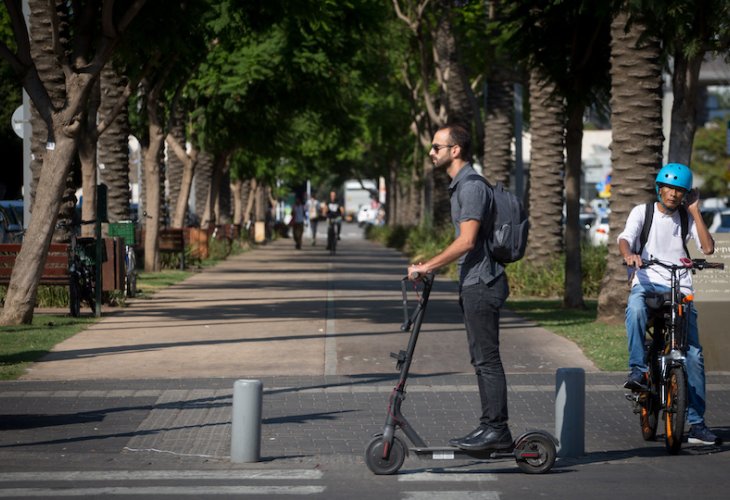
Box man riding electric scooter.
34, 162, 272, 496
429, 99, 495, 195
408, 122, 512, 451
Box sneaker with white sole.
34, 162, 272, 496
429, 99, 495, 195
688, 423, 722, 445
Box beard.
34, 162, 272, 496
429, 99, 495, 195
432, 153, 452, 170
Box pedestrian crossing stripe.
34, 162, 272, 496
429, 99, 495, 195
0, 486, 326, 496
0, 470, 323, 482
398, 472, 498, 482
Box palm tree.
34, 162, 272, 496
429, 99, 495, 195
524, 70, 565, 267
98, 62, 132, 223
597, 9, 663, 323
483, 74, 514, 187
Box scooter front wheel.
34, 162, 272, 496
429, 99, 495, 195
514, 434, 556, 474
365, 434, 406, 475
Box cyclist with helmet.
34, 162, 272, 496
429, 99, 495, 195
617, 162, 720, 445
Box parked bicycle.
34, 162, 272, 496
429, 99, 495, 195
58, 219, 98, 317
108, 220, 137, 298
626, 257, 724, 454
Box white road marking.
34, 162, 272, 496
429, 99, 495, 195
398, 472, 498, 482
0, 486, 326, 497
402, 492, 500, 500
0, 470, 323, 482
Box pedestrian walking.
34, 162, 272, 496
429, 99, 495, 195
407, 121, 512, 451
290, 196, 306, 250
306, 193, 320, 245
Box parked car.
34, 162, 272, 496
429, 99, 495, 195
588, 213, 610, 246
357, 204, 377, 226
706, 209, 730, 233
0, 200, 23, 243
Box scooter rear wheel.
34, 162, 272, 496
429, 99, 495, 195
365, 435, 406, 475
514, 434, 556, 474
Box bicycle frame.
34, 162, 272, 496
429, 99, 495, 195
648, 260, 691, 408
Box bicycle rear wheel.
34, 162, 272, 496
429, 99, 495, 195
664, 366, 687, 454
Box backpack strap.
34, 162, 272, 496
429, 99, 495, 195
637, 202, 690, 258
449, 173, 493, 237
678, 205, 690, 258
638, 202, 653, 256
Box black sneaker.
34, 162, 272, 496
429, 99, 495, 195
623, 368, 648, 392
688, 423, 722, 445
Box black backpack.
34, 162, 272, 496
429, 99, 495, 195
452, 174, 529, 264
637, 202, 690, 258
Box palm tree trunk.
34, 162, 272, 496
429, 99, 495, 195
525, 71, 565, 267
484, 77, 514, 187
195, 151, 214, 227
98, 62, 132, 223
597, 10, 663, 323
668, 51, 703, 165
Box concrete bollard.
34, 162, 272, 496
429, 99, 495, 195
555, 368, 585, 458
230, 379, 263, 463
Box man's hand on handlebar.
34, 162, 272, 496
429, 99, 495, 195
623, 253, 643, 269
408, 263, 428, 281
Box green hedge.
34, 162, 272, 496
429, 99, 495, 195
366, 224, 607, 298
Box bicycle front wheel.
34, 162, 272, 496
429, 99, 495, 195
640, 359, 660, 441
664, 366, 687, 454
69, 274, 81, 317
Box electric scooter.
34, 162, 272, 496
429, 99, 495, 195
364, 274, 558, 475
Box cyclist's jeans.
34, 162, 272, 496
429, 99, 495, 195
459, 274, 510, 430
626, 283, 706, 425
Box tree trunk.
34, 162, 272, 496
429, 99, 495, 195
525, 71, 565, 267
231, 178, 243, 226
218, 166, 232, 224
28, 0, 76, 242
168, 135, 198, 228
78, 81, 101, 237
597, 10, 663, 323
98, 62, 132, 223
484, 77, 514, 186
432, 8, 476, 227
563, 105, 585, 309
1, 136, 78, 324
668, 50, 704, 165
166, 106, 186, 221
195, 151, 214, 227
142, 91, 165, 272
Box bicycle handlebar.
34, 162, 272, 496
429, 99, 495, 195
624, 258, 724, 271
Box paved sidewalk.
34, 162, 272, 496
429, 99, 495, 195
1, 226, 729, 473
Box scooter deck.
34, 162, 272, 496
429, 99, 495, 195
409, 445, 515, 460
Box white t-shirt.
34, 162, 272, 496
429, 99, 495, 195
617, 203, 704, 294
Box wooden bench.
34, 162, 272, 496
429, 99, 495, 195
0, 243, 72, 309
139, 228, 186, 269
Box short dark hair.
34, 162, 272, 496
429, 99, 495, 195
441, 122, 472, 160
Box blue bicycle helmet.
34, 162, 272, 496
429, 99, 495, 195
655, 163, 693, 198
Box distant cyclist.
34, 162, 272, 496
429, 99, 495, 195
325, 190, 344, 240
617, 162, 720, 445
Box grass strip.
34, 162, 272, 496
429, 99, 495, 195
0, 315, 97, 380
506, 298, 627, 372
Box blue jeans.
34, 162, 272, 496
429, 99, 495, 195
459, 274, 510, 430
626, 282, 706, 425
